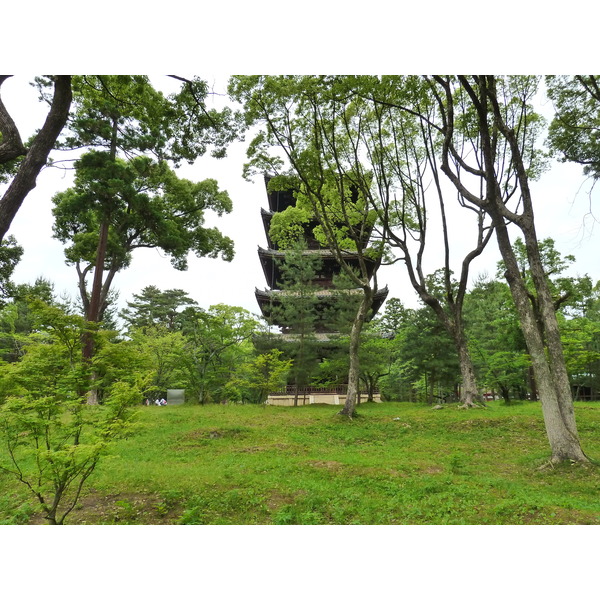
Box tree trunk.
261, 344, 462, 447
528, 365, 538, 401
454, 324, 482, 408
0, 76, 72, 242
82, 218, 110, 406
494, 216, 588, 463
339, 289, 372, 417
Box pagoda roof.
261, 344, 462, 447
258, 246, 377, 289
255, 286, 389, 329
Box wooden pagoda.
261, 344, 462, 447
255, 176, 388, 405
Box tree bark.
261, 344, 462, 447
339, 288, 372, 417
0, 77, 26, 162
0, 76, 72, 241
453, 324, 482, 408
493, 214, 588, 463
82, 117, 118, 406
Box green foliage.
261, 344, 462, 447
0, 235, 23, 303
179, 304, 262, 404
385, 303, 460, 402
0, 302, 142, 524
0, 278, 59, 362
464, 277, 529, 400
120, 286, 199, 333
38, 75, 240, 164
42, 75, 238, 332
546, 75, 600, 178
230, 76, 385, 273
500, 237, 593, 316
52, 151, 234, 272
234, 349, 292, 403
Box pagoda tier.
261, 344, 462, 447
257, 246, 379, 290
255, 286, 389, 333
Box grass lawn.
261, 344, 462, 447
2, 400, 599, 525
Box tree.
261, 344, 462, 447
0, 301, 141, 524
125, 325, 188, 403
420, 75, 588, 464
0, 235, 23, 303
120, 286, 199, 333
0, 277, 57, 363
46, 75, 238, 371
394, 305, 460, 404
267, 239, 322, 406
230, 76, 386, 417
233, 75, 494, 410
235, 349, 292, 404
464, 277, 530, 402
317, 323, 395, 403
330, 75, 495, 408
0, 76, 72, 241
180, 304, 261, 404
52, 151, 234, 338
508, 237, 594, 318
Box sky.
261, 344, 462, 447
2, 76, 599, 326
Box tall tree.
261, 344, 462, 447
233, 75, 492, 409
39, 76, 238, 406
421, 75, 588, 464
47, 76, 235, 328
52, 151, 234, 361
268, 239, 322, 406
351, 75, 494, 407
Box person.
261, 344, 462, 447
160, 398, 167, 406
154, 398, 161, 406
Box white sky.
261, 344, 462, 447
1, 76, 599, 322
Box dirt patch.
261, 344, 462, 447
305, 460, 345, 471
266, 489, 304, 512
26, 491, 183, 525
423, 466, 444, 474
235, 446, 266, 453
183, 427, 249, 441
234, 443, 297, 454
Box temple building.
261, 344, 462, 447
255, 177, 388, 406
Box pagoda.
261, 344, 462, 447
255, 176, 388, 405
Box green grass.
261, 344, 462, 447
2, 401, 600, 524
